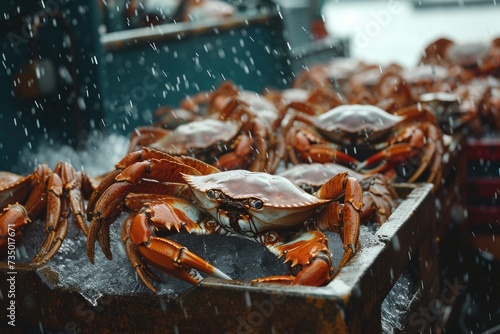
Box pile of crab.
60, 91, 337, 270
294, 36, 500, 135
0, 81, 402, 292
5, 36, 498, 293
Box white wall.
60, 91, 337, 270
323, 1, 500, 67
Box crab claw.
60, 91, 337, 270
122, 197, 231, 292
135, 236, 230, 283
257, 230, 334, 286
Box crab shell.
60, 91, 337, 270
314, 104, 403, 144
0, 172, 31, 210
182, 170, 329, 234
149, 118, 242, 155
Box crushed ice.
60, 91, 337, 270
15, 130, 129, 176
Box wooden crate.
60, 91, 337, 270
0, 184, 437, 333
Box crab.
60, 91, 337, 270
129, 81, 302, 174
419, 91, 481, 135
278, 163, 399, 226
284, 103, 444, 190
419, 77, 500, 135
421, 37, 500, 78
85, 148, 363, 292
127, 113, 281, 173
179, 81, 288, 130
0, 162, 91, 264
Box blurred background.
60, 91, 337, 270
323, 0, 500, 67
2, 0, 500, 172
1, 1, 500, 332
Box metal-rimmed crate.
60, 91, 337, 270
0, 184, 439, 333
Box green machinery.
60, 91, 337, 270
0, 0, 348, 171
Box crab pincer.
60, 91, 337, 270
121, 196, 232, 293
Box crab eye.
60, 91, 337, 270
248, 198, 264, 210
207, 189, 220, 199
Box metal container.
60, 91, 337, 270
0, 183, 438, 333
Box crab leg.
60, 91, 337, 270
0, 204, 29, 257
127, 126, 171, 153
87, 153, 205, 262
0, 172, 32, 209
23, 164, 52, 220
55, 162, 89, 236
25, 170, 63, 264
32, 190, 70, 264
296, 143, 359, 165
315, 172, 363, 270
355, 143, 417, 174
123, 196, 231, 292
285, 127, 359, 166
407, 123, 443, 189
86, 169, 122, 219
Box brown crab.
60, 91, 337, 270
127, 113, 280, 173
421, 37, 500, 78
419, 91, 481, 135
179, 81, 288, 130
129, 81, 297, 173
0, 162, 91, 264
86, 148, 363, 292
284, 103, 444, 190
279, 163, 399, 226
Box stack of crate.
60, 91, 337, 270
465, 135, 500, 259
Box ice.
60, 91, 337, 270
380, 262, 419, 333
15, 130, 129, 176
29, 211, 289, 304
37, 212, 195, 304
